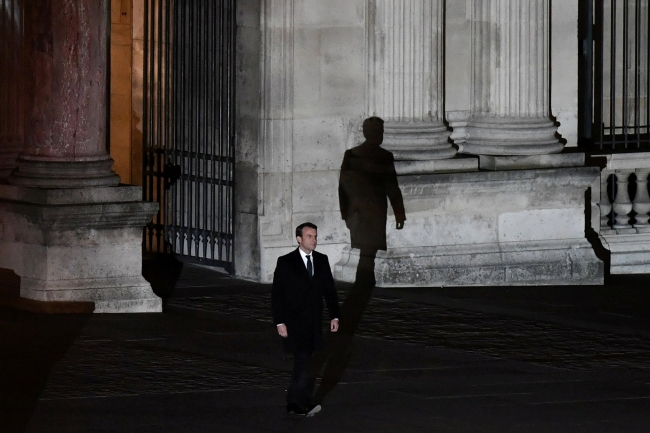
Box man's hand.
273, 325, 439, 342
330, 319, 339, 332
277, 324, 288, 338
396, 221, 405, 230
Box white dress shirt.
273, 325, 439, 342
298, 248, 314, 274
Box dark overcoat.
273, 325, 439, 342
271, 248, 340, 353
338, 143, 406, 251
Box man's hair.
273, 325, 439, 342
362, 116, 384, 139
296, 222, 317, 238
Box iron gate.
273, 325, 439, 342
579, 0, 650, 150
143, 0, 236, 272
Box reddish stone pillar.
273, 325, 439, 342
0, 0, 160, 313
9, 0, 119, 187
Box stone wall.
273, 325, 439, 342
250, 0, 596, 284
235, 0, 263, 279
255, 0, 367, 281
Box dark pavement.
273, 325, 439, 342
2, 259, 650, 432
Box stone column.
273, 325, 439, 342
8, 0, 119, 187
0, 0, 23, 179
367, 0, 473, 173
460, 0, 565, 160
0, 0, 161, 312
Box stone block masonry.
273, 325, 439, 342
335, 167, 604, 286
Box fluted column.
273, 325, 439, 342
367, 0, 454, 160
461, 0, 564, 156
8, 0, 119, 188
0, 0, 23, 179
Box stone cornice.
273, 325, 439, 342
398, 166, 600, 197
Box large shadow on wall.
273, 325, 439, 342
310, 117, 406, 404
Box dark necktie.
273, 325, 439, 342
306, 255, 313, 279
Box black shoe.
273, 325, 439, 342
305, 404, 321, 417
286, 403, 306, 415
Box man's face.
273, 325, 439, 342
297, 227, 317, 254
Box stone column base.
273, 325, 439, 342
460, 117, 565, 156
382, 121, 456, 161
0, 185, 161, 313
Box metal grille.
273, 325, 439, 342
143, 0, 235, 272
580, 0, 650, 150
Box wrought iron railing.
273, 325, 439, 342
143, 0, 236, 272
580, 0, 650, 151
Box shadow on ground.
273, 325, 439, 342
0, 308, 91, 433
142, 254, 184, 306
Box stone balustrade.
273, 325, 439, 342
597, 153, 650, 273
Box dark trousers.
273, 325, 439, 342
287, 349, 314, 407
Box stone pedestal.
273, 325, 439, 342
0, 185, 161, 312
334, 167, 604, 286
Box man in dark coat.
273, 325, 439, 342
271, 222, 340, 416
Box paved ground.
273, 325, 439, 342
2, 258, 650, 432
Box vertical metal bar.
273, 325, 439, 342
218, 0, 225, 263
634, 0, 641, 149
184, 1, 191, 257
143, 0, 151, 249
185, 0, 192, 257
151, 0, 159, 251
229, 0, 236, 269
594, 0, 605, 149
579, 0, 594, 146
202, 0, 209, 261
156, 0, 164, 251
148, 0, 155, 251
142, 0, 148, 247
210, 0, 217, 262
195, 0, 201, 259
178, 0, 186, 256
164, 0, 171, 253
171, 0, 178, 255
623, 0, 629, 148
173, 0, 180, 255
610, 0, 616, 148
193, 0, 200, 258
1, 0, 6, 146
1, 0, 7, 150
227, 0, 233, 264
186, 0, 192, 257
